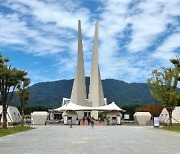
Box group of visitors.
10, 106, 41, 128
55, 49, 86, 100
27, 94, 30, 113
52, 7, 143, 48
82, 116, 94, 127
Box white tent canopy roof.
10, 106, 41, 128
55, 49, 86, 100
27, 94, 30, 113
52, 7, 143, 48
91, 102, 125, 112
54, 102, 92, 111
53, 102, 125, 112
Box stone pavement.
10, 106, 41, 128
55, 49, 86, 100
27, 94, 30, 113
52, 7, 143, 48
0, 125, 180, 154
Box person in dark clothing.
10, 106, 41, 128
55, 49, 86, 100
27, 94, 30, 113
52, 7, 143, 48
91, 117, 94, 127
87, 116, 91, 125
83, 116, 85, 125
70, 120, 73, 128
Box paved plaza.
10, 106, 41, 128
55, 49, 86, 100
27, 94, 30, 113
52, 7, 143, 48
0, 125, 180, 154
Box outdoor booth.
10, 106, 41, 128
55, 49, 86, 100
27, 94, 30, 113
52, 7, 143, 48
133, 112, 152, 126
91, 102, 125, 125
0, 106, 22, 125
159, 107, 180, 125
106, 111, 122, 125
62, 111, 78, 125
53, 101, 125, 125
31, 111, 49, 125
53, 102, 91, 125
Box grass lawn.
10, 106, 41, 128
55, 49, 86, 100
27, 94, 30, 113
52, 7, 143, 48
161, 126, 180, 132
0, 126, 34, 137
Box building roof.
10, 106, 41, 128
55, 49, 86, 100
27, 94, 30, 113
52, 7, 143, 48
54, 102, 91, 111
91, 102, 125, 112
31, 111, 49, 116
134, 112, 152, 116
53, 102, 125, 112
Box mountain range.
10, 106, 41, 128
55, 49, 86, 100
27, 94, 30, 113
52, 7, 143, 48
11, 77, 159, 108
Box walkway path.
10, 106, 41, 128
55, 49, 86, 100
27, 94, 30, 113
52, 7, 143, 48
0, 126, 180, 154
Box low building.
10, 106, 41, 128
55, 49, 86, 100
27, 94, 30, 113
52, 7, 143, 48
133, 112, 152, 126
31, 111, 48, 125
62, 111, 78, 125
107, 111, 122, 125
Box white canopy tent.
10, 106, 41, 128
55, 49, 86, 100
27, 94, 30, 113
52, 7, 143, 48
91, 102, 125, 112
0, 106, 21, 124
159, 107, 180, 124
54, 102, 92, 111
53, 102, 124, 124
53, 102, 125, 112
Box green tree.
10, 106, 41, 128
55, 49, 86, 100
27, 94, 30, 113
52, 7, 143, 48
17, 78, 30, 126
148, 59, 180, 126
170, 58, 180, 73
171, 58, 180, 106
23, 106, 49, 115
0, 54, 28, 128
121, 104, 144, 120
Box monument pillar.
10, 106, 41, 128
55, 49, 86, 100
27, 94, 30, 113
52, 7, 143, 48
70, 20, 87, 119
88, 21, 105, 119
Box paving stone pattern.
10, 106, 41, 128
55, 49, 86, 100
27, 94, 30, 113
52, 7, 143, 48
0, 126, 180, 154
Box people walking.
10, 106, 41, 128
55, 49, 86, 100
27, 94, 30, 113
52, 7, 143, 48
87, 116, 91, 125
83, 116, 85, 125
70, 120, 73, 128
91, 117, 94, 127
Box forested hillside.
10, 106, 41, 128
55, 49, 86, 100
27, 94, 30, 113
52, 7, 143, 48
11, 77, 159, 108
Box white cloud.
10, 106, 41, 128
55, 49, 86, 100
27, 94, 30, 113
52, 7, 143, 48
127, 0, 180, 52
152, 33, 180, 60
128, 14, 168, 52
0, 13, 29, 45
9, 0, 92, 32
0, 0, 92, 55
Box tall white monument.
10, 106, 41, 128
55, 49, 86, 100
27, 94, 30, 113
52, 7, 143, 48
88, 21, 105, 119
70, 20, 87, 106
70, 20, 105, 119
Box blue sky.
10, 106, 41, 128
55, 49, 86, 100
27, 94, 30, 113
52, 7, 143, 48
0, 0, 180, 85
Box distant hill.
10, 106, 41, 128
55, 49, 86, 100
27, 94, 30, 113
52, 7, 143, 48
11, 77, 159, 108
